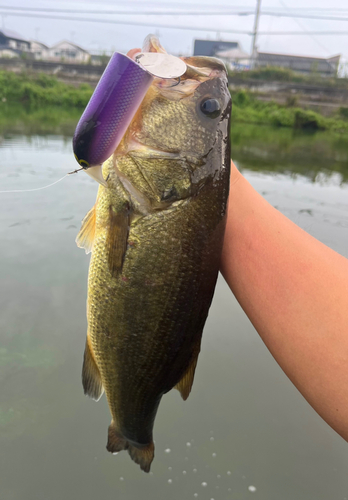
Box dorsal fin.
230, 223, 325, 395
76, 205, 96, 254
175, 347, 201, 401
107, 206, 130, 277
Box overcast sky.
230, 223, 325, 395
1, 0, 348, 60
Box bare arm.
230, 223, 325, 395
221, 161, 348, 441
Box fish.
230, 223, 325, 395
76, 35, 231, 473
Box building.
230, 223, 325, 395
0, 31, 91, 63
0, 29, 31, 58
30, 41, 50, 60
256, 52, 341, 78
193, 39, 242, 58
215, 47, 250, 71
48, 41, 90, 63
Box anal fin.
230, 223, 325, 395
107, 206, 129, 276
82, 339, 104, 401
175, 348, 200, 401
107, 420, 129, 453
76, 205, 96, 254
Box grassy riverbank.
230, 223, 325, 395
1, 69, 348, 133
231, 89, 348, 133
0, 70, 92, 108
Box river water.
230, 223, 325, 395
1, 131, 348, 500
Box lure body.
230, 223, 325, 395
73, 52, 153, 168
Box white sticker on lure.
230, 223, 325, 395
135, 53, 187, 79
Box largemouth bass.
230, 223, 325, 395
76, 36, 231, 472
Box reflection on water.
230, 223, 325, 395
232, 124, 348, 184
1, 131, 348, 500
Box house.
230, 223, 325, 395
48, 41, 90, 63
256, 52, 341, 78
215, 47, 250, 71
193, 39, 242, 58
0, 29, 31, 58
0, 31, 92, 64
30, 41, 50, 60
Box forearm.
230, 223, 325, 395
221, 162, 348, 440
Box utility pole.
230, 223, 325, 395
251, 0, 261, 69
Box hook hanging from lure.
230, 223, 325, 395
72, 50, 187, 186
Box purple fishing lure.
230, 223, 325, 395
73, 52, 153, 169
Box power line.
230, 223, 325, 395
0, 6, 254, 15
0, 11, 250, 34
2, 2, 348, 12
1, 5, 348, 21
260, 12, 348, 22
0, 10, 348, 36
278, 0, 331, 56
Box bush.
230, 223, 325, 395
0, 70, 93, 108
78, 83, 92, 92
232, 90, 252, 107
35, 73, 59, 88
294, 109, 326, 130
339, 106, 348, 119
269, 109, 295, 127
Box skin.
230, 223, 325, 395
221, 161, 348, 441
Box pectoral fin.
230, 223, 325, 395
175, 348, 200, 401
107, 206, 130, 276
76, 205, 96, 254
82, 338, 104, 401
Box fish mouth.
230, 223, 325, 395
84, 164, 108, 187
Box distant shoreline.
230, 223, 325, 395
0, 68, 347, 133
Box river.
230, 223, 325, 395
1, 127, 348, 500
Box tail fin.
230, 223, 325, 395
128, 441, 155, 473
107, 421, 154, 473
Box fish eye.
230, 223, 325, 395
200, 98, 221, 119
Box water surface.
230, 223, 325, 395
1, 131, 348, 500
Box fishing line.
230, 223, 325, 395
0, 173, 71, 194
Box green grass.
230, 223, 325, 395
231, 89, 348, 133
0, 70, 93, 107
